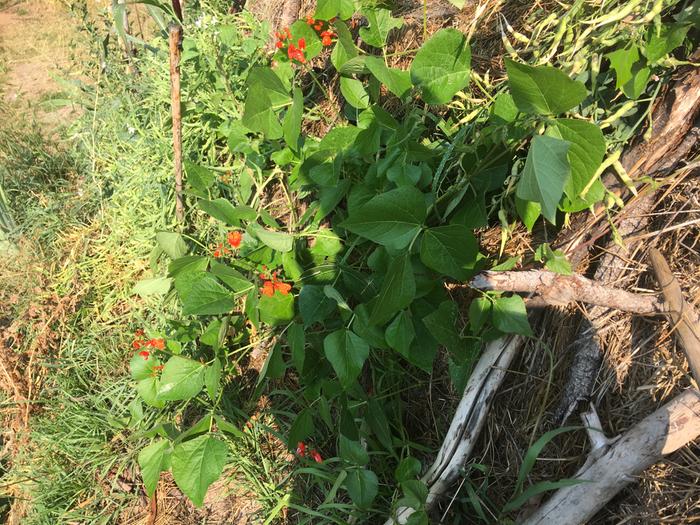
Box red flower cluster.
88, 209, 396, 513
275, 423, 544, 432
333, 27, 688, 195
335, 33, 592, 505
275, 28, 307, 63
259, 266, 292, 297
132, 330, 165, 360
296, 442, 323, 463
306, 15, 336, 46
213, 231, 244, 258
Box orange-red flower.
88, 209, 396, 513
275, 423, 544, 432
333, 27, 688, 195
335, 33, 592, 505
146, 338, 165, 350
310, 449, 322, 463
287, 42, 306, 63
276, 40, 283, 49
298, 37, 306, 51
306, 15, 315, 25
139, 350, 150, 360
296, 442, 306, 456
274, 281, 292, 295
227, 231, 243, 248
261, 280, 275, 297
321, 30, 335, 47
134, 329, 145, 337
132, 340, 142, 349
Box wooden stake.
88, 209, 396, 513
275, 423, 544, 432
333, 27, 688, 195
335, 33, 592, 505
169, 23, 184, 223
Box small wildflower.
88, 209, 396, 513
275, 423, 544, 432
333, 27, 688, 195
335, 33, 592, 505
298, 38, 306, 51
285, 27, 292, 39
134, 329, 145, 337
139, 350, 150, 360
132, 340, 142, 349
296, 442, 307, 456
310, 449, 322, 463
306, 15, 315, 25
287, 43, 306, 63
153, 365, 164, 372
276, 40, 284, 49
227, 231, 243, 249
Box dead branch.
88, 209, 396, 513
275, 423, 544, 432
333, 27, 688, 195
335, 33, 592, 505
470, 270, 667, 315
521, 389, 700, 525
649, 249, 700, 385
385, 335, 524, 524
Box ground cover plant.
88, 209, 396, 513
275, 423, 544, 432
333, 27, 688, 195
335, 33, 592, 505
0, 0, 698, 523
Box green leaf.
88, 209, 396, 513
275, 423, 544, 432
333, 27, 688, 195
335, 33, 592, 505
181, 274, 234, 316
606, 45, 650, 99
323, 329, 370, 389
198, 198, 248, 226
340, 77, 370, 109
209, 261, 252, 292
547, 119, 606, 201
365, 56, 412, 98
258, 292, 295, 326
422, 301, 461, 353
515, 197, 541, 232
343, 469, 379, 508
283, 87, 304, 151
171, 435, 228, 507
259, 342, 286, 381
316, 0, 355, 20
395, 457, 422, 482
400, 480, 428, 510
411, 29, 471, 105
331, 20, 358, 72
341, 187, 427, 250
287, 322, 306, 374
367, 398, 393, 451
505, 59, 587, 115
370, 253, 416, 326
249, 223, 294, 253
339, 435, 369, 465
468, 297, 491, 332
515, 135, 571, 224
137, 376, 165, 408
246, 66, 291, 105
289, 20, 322, 60
185, 162, 215, 192
359, 8, 402, 48
138, 439, 171, 497
133, 276, 172, 298
492, 295, 532, 336
242, 89, 282, 139
157, 356, 205, 401
646, 23, 690, 63
385, 310, 415, 356
168, 255, 209, 278
204, 359, 222, 400
420, 224, 478, 280
352, 303, 389, 349
299, 285, 337, 327
288, 409, 314, 449
157, 231, 188, 259
130, 352, 162, 381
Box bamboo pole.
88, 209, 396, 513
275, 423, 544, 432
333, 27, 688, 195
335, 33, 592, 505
169, 23, 184, 223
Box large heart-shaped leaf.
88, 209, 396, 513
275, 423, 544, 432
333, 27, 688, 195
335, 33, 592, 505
365, 56, 412, 99
420, 224, 479, 280
343, 469, 379, 508
411, 29, 471, 105
171, 435, 228, 507
181, 274, 234, 316
515, 135, 571, 223
323, 328, 370, 389
359, 8, 402, 48
505, 59, 587, 115
138, 439, 171, 497
370, 253, 416, 326
546, 119, 605, 201
157, 356, 205, 401
341, 187, 427, 249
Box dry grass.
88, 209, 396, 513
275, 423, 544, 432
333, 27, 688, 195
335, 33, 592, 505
458, 167, 700, 524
